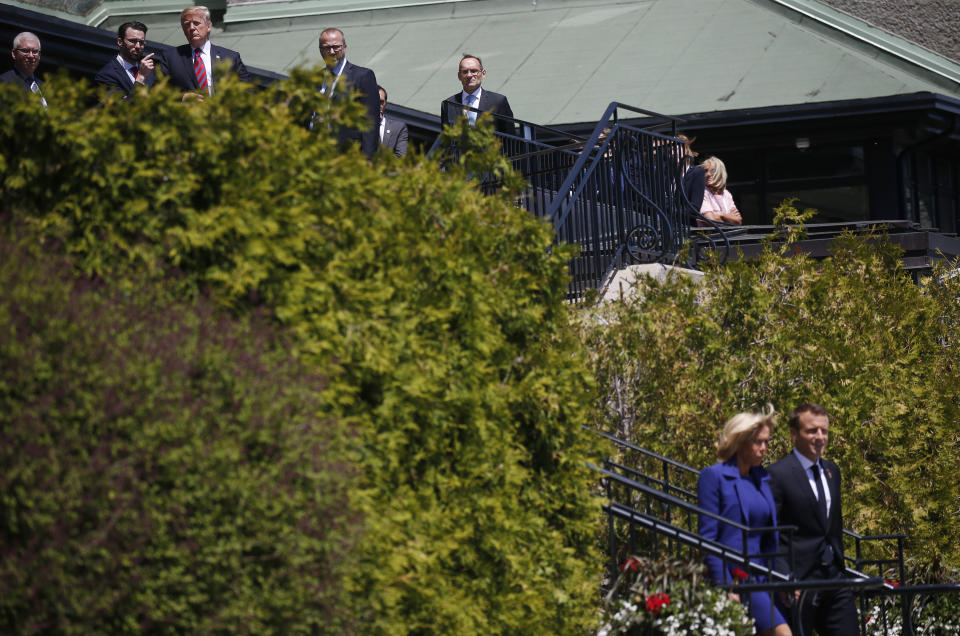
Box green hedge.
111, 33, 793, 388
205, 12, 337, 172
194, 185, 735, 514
581, 202, 960, 569
1, 69, 602, 633
0, 231, 355, 634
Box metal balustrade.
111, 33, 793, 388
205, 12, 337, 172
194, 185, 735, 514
430, 103, 735, 300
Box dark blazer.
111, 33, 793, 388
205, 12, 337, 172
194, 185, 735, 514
768, 452, 846, 579
1, 69, 39, 91
380, 115, 408, 158
159, 43, 253, 93
441, 89, 516, 137
95, 57, 157, 97
328, 61, 379, 158
682, 165, 706, 217
697, 458, 779, 585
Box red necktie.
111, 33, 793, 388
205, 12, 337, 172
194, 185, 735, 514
193, 48, 207, 91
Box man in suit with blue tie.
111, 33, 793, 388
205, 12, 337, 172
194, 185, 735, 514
440, 54, 515, 137
316, 28, 379, 158
1, 32, 47, 106
768, 403, 859, 636
95, 22, 157, 98
160, 6, 252, 100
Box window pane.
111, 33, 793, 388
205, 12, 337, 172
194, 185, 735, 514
767, 145, 865, 183
767, 186, 869, 222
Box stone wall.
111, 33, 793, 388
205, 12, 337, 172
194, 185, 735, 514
821, 0, 960, 63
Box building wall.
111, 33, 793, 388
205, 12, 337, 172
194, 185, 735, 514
821, 0, 960, 63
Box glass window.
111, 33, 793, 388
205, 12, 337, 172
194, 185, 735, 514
766, 186, 869, 223
767, 145, 865, 183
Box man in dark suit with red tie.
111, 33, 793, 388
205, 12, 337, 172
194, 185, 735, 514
440, 54, 515, 137
315, 28, 379, 158
159, 6, 252, 100
768, 403, 859, 636
95, 22, 157, 98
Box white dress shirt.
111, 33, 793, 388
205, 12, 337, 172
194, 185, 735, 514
792, 448, 832, 516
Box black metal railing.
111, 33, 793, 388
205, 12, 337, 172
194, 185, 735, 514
595, 431, 960, 635
431, 103, 736, 300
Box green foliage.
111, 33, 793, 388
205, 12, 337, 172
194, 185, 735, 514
598, 556, 753, 635
0, 231, 355, 634
863, 560, 960, 635
581, 203, 960, 568
0, 69, 602, 632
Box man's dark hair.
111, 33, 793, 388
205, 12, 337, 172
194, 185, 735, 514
118, 22, 148, 39
460, 53, 483, 69
377, 85, 387, 100
788, 402, 829, 429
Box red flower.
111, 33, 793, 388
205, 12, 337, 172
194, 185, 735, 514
620, 557, 641, 572
644, 592, 671, 614
731, 567, 749, 581
885, 579, 901, 587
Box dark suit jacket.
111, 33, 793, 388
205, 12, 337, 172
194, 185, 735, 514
682, 165, 706, 216
441, 89, 516, 137
1, 69, 39, 91
380, 115, 408, 158
95, 57, 157, 97
328, 61, 379, 158
697, 458, 779, 585
768, 452, 846, 579
159, 43, 253, 93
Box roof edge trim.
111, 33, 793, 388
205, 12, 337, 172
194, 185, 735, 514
222, 0, 467, 24
763, 0, 960, 86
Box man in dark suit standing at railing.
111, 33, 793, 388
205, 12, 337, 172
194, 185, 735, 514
440, 54, 515, 137
160, 6, 253, 100
768, 403, 859, 636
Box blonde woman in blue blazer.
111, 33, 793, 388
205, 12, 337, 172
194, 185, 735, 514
698, 408, 791, 636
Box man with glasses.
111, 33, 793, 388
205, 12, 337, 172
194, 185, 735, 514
159, 5, 252, 100
441, 54, 514, 137
2, 32, 47, 106
315, 27, 379, 158
95, 22, 157, 97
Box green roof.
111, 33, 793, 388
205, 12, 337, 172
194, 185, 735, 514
16, 0, 960, 123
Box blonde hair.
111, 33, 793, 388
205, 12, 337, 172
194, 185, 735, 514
702, 156, 728, 193
716, 406, 776, 461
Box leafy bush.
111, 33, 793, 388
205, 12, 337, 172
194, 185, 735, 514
863, 561, 960, 635
598, 556, 753, 635
0, 230, 355, 634
580, 201, 960, 568
1, 69, 602, 632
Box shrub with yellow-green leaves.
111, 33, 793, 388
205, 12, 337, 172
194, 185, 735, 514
581, 202, 960, 570
0, 230, 355, 634
1, 68, 602, 633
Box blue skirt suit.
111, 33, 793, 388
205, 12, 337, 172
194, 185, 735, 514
698, 457, 786, 633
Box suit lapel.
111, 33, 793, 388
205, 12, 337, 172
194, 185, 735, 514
115, 59, 134, 91
382, 119, 394, 146
478, 91, 491, 115
180, 47, 199, 89
789, 453, 828, 532
720, 461, 749, 524
823, 460, 838, 521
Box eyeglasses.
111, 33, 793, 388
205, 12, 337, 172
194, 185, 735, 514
320, 44, 344, 52
15, 48, 41, 56
123, 38, 146, 46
